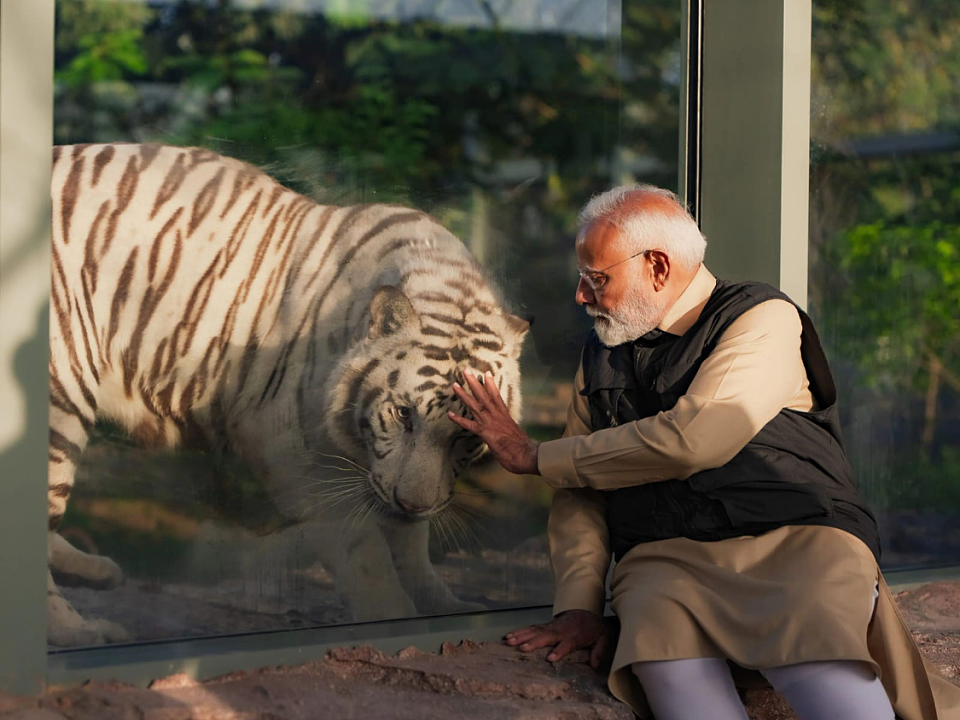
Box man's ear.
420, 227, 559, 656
367, 285, 418, 340
648, 250, 671, 291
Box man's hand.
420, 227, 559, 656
447, 369, 540, 475
504, 609, 611, 669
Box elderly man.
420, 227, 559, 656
448, 186, 960, 720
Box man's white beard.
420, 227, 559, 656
587, 286, 670, 347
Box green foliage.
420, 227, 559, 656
828, 218, 960, 392
56, 28, 148, 85
811, 0, 960, 514
812, 0, 960, 139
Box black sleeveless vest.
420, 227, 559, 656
581, 280, 880, 562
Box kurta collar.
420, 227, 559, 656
657, 264, 717, 336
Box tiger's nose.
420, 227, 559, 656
394, 488, 431, 515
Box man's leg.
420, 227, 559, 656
632, 657, 749, 720
760, 661, 894, 720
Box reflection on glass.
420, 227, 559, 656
809, 0, 960, 570
50, 0, 682, 647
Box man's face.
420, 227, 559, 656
575, 220, 669, 347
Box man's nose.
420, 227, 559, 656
575, 276, 595, 306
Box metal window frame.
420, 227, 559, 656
0, 0, 829, 694
698, 0, 811, 308
0, 0, 54, 696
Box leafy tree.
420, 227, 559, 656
811, 0, 960, 506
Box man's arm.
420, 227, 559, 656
506, 366, 613, 664
537, 299, 812, 490
546, 365, 611, 616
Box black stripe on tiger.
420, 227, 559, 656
335, 357, 381, 444
91, 145, 115, 186
300, 205, 374, 294
49, 429, 82, 465
219, 189, 261, 277
262, 185, 284, 218
59, 154, 85, 245
49, 373, 95, 431
188, 167, 226, 237
102, 156, 141, 262
49, 483, 72, 499
72, 295, 100, 384
164, 249, 222, 375
285, 206, 336, 291
123, 210, 183, 396
472, 337, 505, 352
150, 152, 187, 220
362, 387, 384, 409
138, 143, 162, 173
106, 247, 139, 358
421, 326, 450, 338
81, 200, 110, 294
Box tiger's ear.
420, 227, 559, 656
504, 313, 534, 339
367, 285, 418, 340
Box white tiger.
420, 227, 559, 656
48, 143, 530, 646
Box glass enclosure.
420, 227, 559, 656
809, 0, 960, 569
49, 0, 684, 648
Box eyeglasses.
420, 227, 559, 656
577, 249, 652, 293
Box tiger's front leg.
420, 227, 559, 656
47, 418, 129, 646
304, 517, 419, 622
380, 518, 487, 615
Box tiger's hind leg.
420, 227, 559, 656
46, 562, 129, 647
49, 532, 123, 589
47, 399, 128, 645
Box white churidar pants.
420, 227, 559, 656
630, 584, 894, 720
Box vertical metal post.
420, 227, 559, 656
698, 0, 811, 306
0, 0, 55, 696
678, 0, 703, 217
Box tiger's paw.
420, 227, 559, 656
49, 533, 125, 589
53, 554, 125, 590
47, 593, 131, 647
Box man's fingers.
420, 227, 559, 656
451, 382, 483, 416
589, 632, 609, 669
461, 370, 490, 408
546, 639, 577, 662
516, 630, 561, 652
505, 626, 542, 645
446, 411, 480, 434
483, 371, 511, 413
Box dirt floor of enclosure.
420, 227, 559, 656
2, 581, 958, 720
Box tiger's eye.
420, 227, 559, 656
395, 406, 413, 421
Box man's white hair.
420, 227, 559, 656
577, 184, 707, 272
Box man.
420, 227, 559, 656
448, 186, 960, 720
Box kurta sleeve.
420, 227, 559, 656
543, 365, 611, 616
537, 299, 810, 490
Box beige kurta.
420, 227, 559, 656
537, 265, 960, 719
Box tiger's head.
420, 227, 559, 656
324, 285, 530, 518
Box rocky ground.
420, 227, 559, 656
2, 581, 958, 720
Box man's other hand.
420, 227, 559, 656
504, 609, 610, 669
447, 369, 540, 475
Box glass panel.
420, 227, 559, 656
809, 0, 960, 570
50, 0, 683, 647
